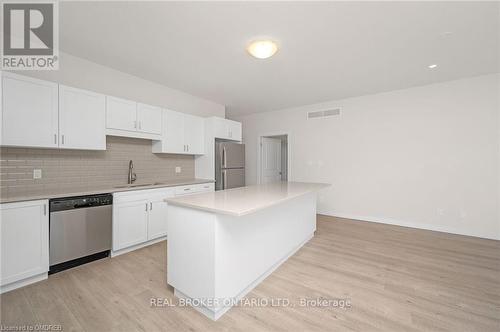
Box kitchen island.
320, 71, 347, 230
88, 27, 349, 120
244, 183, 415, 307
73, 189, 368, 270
165, 181, 329, 320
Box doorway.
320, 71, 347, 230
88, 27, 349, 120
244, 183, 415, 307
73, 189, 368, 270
259, 134, 289, 184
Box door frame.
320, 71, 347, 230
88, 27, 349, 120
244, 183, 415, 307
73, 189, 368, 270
257, 132, 291, 184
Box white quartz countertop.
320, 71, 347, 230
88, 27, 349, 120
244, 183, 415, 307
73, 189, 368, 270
0, 178, 214, 204
165, 181, 330, 216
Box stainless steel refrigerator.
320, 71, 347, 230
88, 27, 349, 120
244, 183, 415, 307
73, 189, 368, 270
215, 141, 245, 190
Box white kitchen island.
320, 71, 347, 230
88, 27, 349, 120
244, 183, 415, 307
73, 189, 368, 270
164, 181, 329, 320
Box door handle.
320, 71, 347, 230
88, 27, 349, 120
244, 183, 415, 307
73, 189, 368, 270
43, 204, 47, 216
222, 170, 227, 190
145, 203, 148, 211
222, 147, 227, 168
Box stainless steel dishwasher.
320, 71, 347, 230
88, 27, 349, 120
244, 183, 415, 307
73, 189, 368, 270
49, 194, 112, 274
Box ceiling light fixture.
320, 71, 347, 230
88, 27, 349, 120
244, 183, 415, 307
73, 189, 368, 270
428, 64, 438, 69
247, 40, 278, 59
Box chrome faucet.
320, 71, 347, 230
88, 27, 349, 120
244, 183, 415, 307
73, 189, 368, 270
128, 160, 137, 184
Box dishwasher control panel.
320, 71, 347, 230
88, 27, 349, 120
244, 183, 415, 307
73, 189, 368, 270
50, 194, 113, 212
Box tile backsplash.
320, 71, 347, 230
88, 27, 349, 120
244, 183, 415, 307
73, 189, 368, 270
0, 136, 194, 199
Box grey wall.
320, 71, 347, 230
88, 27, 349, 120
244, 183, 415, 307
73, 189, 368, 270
0, 136, 194, 199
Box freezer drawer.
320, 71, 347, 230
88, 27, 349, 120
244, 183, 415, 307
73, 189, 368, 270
221, 168, 245, 190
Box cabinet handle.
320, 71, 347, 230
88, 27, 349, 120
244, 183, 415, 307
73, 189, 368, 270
184, 188, 190, 191
150, 202, 152, 210
145, 203, 148, 211
134, 121, 137, 129
54, 134, 57, 144
62, 135, 65, 145
43, 204, 47, 216
138, 121, 142, 130
187, 145, 189, 152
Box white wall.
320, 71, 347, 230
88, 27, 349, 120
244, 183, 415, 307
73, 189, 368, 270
10, 52, 225, 117
233, 74, 500, 240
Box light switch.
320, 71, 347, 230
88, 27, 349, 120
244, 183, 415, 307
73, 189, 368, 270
175, 167, 181, 174
33, 169, 42, 179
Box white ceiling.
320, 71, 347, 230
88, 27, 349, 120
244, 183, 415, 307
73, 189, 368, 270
60, 1, 500, 116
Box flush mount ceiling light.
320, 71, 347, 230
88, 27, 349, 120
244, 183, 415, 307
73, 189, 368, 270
428, 64, 438, 69
247, 40, 278, 59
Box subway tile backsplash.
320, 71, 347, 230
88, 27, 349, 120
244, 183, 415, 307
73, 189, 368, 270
0, 136, 194, 199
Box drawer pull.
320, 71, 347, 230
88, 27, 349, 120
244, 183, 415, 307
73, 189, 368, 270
184, 188, 190, 191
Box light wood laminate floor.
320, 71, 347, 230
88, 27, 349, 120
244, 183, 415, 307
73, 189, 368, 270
1, 215, 499, 331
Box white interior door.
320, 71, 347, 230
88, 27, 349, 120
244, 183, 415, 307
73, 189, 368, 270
261, 137, 282, 184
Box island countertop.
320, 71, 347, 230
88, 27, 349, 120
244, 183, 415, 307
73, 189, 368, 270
164, 181, 330, 216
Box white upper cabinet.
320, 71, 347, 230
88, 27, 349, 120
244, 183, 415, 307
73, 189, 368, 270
227, 120, 242, 141
161, 109, 185, 153
59, 85, 106, 150
137, 103, 162, 135
152, 109, 204, 155
105, 97, 162, 139
212, 117, 242, 141
105, 96, 137, 132
1, 72, 58, 148
184, 113, 204, 154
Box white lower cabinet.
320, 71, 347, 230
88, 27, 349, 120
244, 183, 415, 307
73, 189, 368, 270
0, 200, 49, 293
113, 199, 149, 251
112, 187, 174, 254
147, 194, 170, 240
112, 183, 214, 255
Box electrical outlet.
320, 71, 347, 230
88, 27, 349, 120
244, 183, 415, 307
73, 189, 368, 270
175, 166, 181, 174
33, 169, 42, 179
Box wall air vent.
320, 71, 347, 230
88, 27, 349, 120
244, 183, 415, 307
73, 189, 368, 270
307, 108, 341, 119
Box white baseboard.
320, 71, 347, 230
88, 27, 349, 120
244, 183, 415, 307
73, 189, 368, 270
111, 236, 167, 257
1, 272, 47, 294
318, 210, 499, 241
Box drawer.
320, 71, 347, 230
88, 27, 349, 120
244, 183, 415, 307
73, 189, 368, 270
114, 187, 174, 204
195, 183, 214, 192
174, 185, 198, 196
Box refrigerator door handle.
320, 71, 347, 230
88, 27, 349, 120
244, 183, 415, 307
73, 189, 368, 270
222, 169, 227, 190
222, 147, 227, 168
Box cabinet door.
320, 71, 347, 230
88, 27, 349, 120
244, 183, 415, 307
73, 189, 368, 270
59, 85, 106, 150
1, 73, 58, 148
213, 117, 229, 140
227, 120, 242, 141
137, 103, 162, 135
113, 200, 148, 251
184, 114, 204, 155
105, 96, 137, 132
163, 109, 185, 153
1, 200, 49, 287
147, 193, 172, 240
